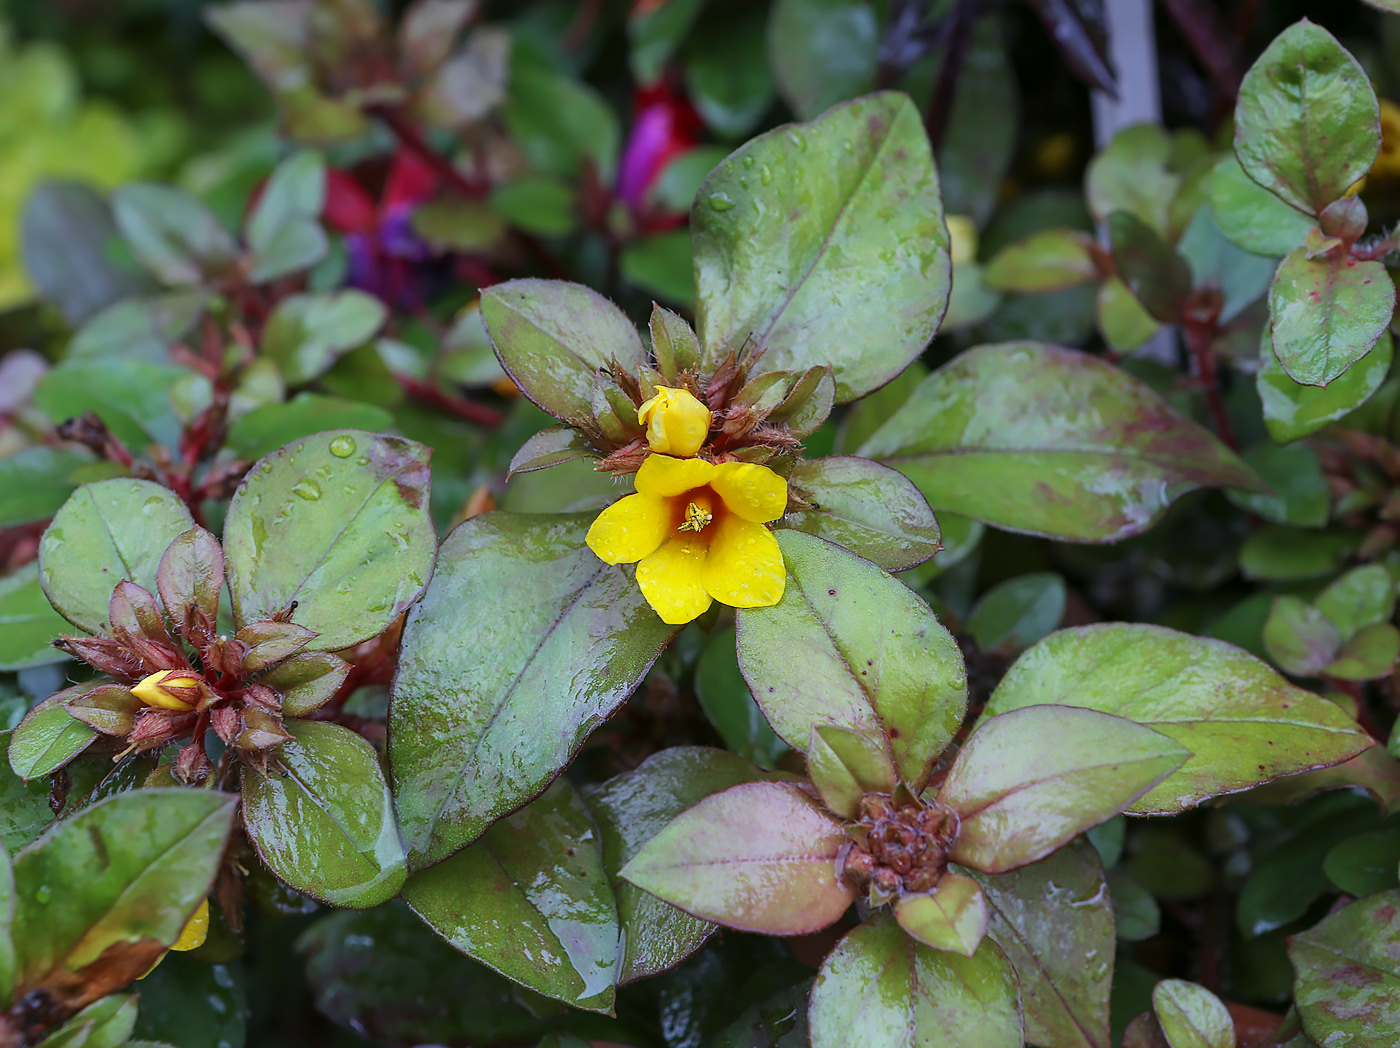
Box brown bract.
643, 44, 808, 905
837, 793, 962, 904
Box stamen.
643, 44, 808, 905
677, 501, 713, 532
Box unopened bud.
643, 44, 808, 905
637, 386, 711, 457
131, 670, 208, 712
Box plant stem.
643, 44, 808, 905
368, 104, 488, 200
394, 372, 505, 427
924, 0, 978, 150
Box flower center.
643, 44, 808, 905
677, 497, 714, 533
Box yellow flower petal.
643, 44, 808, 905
637, 386, 712, 457
709, 462, 788, 523
586, 494, 672, 564
634, 454, 717, 497
637, 534, 714, 624
172, 898, 210, 952
702, 516, 786, 609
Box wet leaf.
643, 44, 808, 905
1290, 889, 1400, 1048
9, 690, 100, 780
807, 724, 896, 818
390, 512, 674, 866
11, 789, 234, 997
241, 718, 407, 909
807, 915, 1022, 1048
300, 901, 551, 1047
858, 342, 1262, 542
620, 780, 854, 935
983, 623, 1374, 813
1268, 249, 1393, 387
943, 706, 1188, 873
736, 532, 966, 789
480, 279, 646, 422
37, 479, 194, 634
111, 184, 238, 286
1262, 596, 1343, 676
767, 0, 877, 121
984, 229, 1097, 293
258, 652, 349, 717
1108, 211, 1191, 323
894, 871, 988, 956
0, 563, 72, 671
223, 430, 435, 650
1235, 20, 1379, 215
693, 92, 949, 402
1152, 980, 1233, 1048
402, 778, 617, 1012
783, 457, 940, 571
1208, 156, 1314, 257
694, 629, 788, 770
970, 840, 1114, 1048
967, 572, 1067, 653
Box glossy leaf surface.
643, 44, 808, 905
1152, 980, 1234, 1048
1258, 329, 1393, 444
620, 780, 854, 935
1290, 889, 1400, 1048
783, 457, 941, 571
736, 532, 966, 789
984, 624, 1373, 813
390, 512, 674, 866
858, 342, 1261, 542
242, 719, 407, 909
0, 563, 72, 671
894, 871, 988, 956
223, 430, 434, 649
1269, 249, 1393, 387
693, 92, 949, 402
9, 687, 100, 780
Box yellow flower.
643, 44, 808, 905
587, 454, 788, 624
946, 215, 978, 267
140, 898, 210, 979
1372, 99, 1400, 179
636, 386, 712, 457
130, 670, 205, 712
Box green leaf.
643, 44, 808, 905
767, 0, 877, 121
1291, 890, 1400, 1048
21, 181, 152, 325
620, 231, 695, 308
735, 532, 966, 789
1108, 871, 1160, 942
970, 840, 1114, 1048
0, 837, 14, 1003
1235, 20, 1379, 214
694, 628, 787, 769
390, 511, 675, 867
246, 150, 327, 283
11, 789, 234, 999
807, 724, 896, 818
984, 229, 1097, 293
480, 278, 646, 422
241, 719, 406, 909
111, 184, 238, 286
503, 57, 619, 182
619, 780, 854, 935
1208, 156, 1314, 257
261, 291, 387, 385
1085, 124, 1179, 234
68, 292, 207, 365
1268, 248, 1394, 387
1177, 204, 1279, 322
402, 778, 617, 1012
858, 342, 1262, 542
490, 175, 577, 236
1326, 622, 1400, 681
35, 994, 138, 1048
0, 563, 72, 671
1107, 211, 1191, 323
1097, 277, 1163, 353
411, 199, 507, 253
1263, 595, 1342, 676
629, 0, 705, 84
1152, 980, 1233, 1048
589, 747, 773, 983
1260, 329, 1394, 443
258, 652, 349, 717
893, 871, 988, 956
943, 706, 1188, 873
223, 392, 393, 461
967, 572, 1067, 653
1324, 828, 1400, 897
223, 430, 435, 650
1225, 440, 1329, 526
33, 360, 184, 452
1316, 564, 1397, 639
783, 457, 940, 571
983, 623, 1374, 813
37, 479, 194, 634
8, 689, 98, 781
693, 92, 949, 403
130, 957, 246, 1048
1239, 525, 1359, 581
0, 448, 100, 530
807, 916, 1022, 1048
685, 9, 772, 139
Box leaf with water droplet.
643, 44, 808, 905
223, 430, 435, 650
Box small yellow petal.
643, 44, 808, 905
586, 494, 672, 565
130, 671, 197, 712
172, 898, 210, 952
634, 454, 716, 497
636, 535, 714, 624
709, 462, 788, 523
702, 517, 785, 609
637, 386, 712, 457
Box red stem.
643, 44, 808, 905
1183, 316, 1238, 451
394, 372, 505, 427
368, 104, 487, 199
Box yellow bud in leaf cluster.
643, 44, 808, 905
131, 670, 206, 712
637, 386, 712, 457
1371, 99, 1400, 180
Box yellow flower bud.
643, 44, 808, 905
130, 670, 204, 712
946, 215, 978, 267
172, 898, 210, 952
636, 386, 712, 457
1371, 99, 1400, 180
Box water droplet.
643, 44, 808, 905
329, 435, 356, 458
261, 463, 273, 473
35, 885, 51, 904
708, 193, 735, 212
292, 480, 321, 501
761, 164, 773, 186
743, 155, 755, 168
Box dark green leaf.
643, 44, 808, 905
620, 231, 694, 308
784, 457, 939, 571
1324, 827, 1400, 896
694, 628, 787, 769
1239, 526, 1360, 581
111, 184, 238, 286
685, 8, 772, 139
223, 393, 394, 461
967, 572, 1067, 653
503, 57, 619, 181
1226, 440, 1330, 527
767, 0, 876, 120
0, 564, 73, 672
131, 957, 246, 1048
1107, 211, 1191, 323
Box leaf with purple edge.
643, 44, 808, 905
894, 870, 988, 956
806, 724, 896, 819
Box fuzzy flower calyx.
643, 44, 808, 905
587, 454, 788, 624
637, 385, 712, 457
